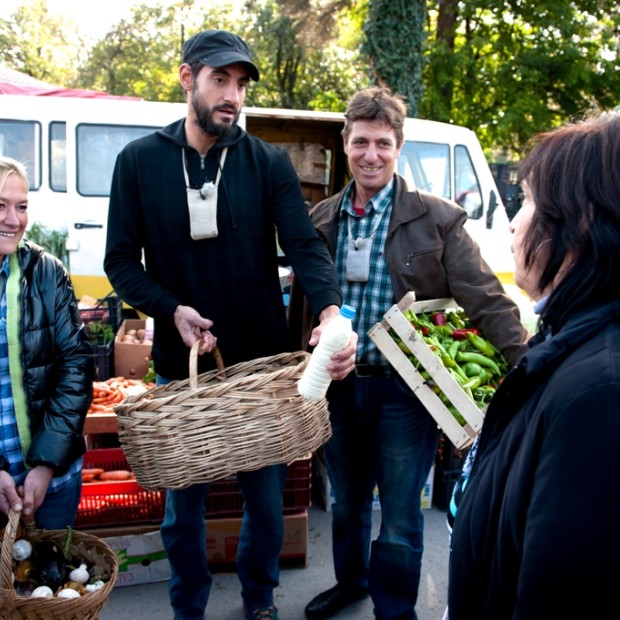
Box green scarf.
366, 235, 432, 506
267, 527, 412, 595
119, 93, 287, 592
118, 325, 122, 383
7, 251, 31, 460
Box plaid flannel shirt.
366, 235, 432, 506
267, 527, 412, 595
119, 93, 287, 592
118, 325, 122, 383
335, 179, 395, 366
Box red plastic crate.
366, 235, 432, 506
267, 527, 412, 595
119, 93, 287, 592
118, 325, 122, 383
76, 448, 166, 528
206, 455, 312, 518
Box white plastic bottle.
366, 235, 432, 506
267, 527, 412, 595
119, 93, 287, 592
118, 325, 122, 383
297, 305, 356, 400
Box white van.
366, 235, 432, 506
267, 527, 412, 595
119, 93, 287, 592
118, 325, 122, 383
0, 94, 525, 315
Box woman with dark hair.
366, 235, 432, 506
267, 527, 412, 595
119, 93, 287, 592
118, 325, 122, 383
446, 110, 620, 620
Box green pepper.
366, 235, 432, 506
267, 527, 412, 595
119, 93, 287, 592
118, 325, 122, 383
435, 325, 454, 339
442, 354, 456, 368
462, 361, 484, 377
456, 351, 502, 376
427, 335, 449, 358
448, 340, 461, 361
397, 340, 411, 354
466, 331, 496, 357
447, 312, 466, 329
462, 376, 482, 391
450, 365, 469, 383
447, 405, 467, 426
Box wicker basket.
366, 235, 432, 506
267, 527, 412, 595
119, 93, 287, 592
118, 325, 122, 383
0, 509, 117, 620
114, 343, 332, 491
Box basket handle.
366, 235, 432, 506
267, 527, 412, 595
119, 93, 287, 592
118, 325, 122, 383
0, 508, 20, 598
190, 342, 226, 389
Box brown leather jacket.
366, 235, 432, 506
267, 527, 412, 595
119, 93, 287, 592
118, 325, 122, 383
288, 175, 530, 366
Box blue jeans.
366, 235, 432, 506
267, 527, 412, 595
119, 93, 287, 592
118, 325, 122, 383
159, 366, 287, 619
324, 372, 438, 620
33, 473, 82, 529
161, 467, 287, 619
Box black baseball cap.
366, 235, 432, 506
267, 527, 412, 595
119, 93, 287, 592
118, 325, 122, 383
182, 30, 260, 82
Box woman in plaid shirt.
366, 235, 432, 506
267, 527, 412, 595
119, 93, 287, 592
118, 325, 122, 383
0, 156, 94, 529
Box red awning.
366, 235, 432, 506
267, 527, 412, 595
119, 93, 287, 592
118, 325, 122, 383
0, 65, 141, 100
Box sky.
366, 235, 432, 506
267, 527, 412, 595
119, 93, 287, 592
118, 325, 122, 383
6, 0, 177, 41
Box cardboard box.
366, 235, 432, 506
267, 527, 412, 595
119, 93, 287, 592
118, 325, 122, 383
83, 524, 170, 588
207, 511, 308, 566
84, 511, 309, 587
114, 319, 152, 379
368, 293, 485, 449
315, 454, 433, 511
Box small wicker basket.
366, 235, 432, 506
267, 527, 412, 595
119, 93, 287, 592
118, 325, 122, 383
114, 343, 332, 491
0, 508, 117, 620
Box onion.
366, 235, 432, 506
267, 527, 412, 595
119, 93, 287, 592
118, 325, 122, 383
69, 563, 90, 584
31, 585, 54, 598
13, 539, 32, 561
57, 588, 81, 599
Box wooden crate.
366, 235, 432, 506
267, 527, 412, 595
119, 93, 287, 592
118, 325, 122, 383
369, 292, 484, 449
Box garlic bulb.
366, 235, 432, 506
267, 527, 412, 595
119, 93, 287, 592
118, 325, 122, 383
57, 588, 81, 599
31, 585, 54, 598
69, 563, 89, 584
85, 580, 105, 593
13, 539, 32, 561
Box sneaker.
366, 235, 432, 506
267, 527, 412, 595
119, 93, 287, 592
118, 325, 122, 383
244, 606, 280, 620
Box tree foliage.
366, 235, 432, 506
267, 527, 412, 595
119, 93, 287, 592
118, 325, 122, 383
1, 0, 618, 155
243, 0, 367, 110
361, 0, 427, 117
76, 1, 244, 102
422, 0, 620, 154
0, 0, 82, 85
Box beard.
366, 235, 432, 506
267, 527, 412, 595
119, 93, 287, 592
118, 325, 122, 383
191, 85, 240, 138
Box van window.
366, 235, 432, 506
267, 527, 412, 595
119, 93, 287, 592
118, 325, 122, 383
454, 144, 483, 220
398, 141, 451, 198
76, 123, 158, 196
0, 120, 41, 190
50, 121, 67, 192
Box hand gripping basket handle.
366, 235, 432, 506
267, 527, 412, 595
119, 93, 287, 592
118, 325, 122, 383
189, 341, 226, 389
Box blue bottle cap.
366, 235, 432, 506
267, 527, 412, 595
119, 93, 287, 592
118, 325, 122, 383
340, 305, 356, 319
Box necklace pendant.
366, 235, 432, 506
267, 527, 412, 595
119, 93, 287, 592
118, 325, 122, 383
200, 181, 216, 199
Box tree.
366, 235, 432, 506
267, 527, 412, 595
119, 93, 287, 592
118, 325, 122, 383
76, 1, 245, 101
421, 0, 620, 153
3, 0, 617, 156
243, 0, 368, 110
361, 0, 427, 117
76, 4, 181, 101
0, 0, 82, 86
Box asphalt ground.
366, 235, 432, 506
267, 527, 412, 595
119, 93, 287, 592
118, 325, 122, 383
99, 501, 450, 620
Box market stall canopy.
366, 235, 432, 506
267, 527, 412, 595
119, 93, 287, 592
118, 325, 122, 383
0, 65, 141, 99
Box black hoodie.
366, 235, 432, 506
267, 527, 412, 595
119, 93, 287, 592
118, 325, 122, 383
104, 119, 341, 379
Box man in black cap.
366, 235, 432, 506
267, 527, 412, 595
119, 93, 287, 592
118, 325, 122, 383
105, 29, 356, 620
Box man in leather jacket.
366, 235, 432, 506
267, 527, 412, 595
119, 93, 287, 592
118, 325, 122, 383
290, 87, 529, 620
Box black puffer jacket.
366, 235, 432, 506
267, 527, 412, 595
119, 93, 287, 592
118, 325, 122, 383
448, 300, 620, 619
0, 241, 95, 474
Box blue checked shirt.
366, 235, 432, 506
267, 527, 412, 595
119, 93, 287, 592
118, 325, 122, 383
335, 179, 396, 366
0, 259, 80, 490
